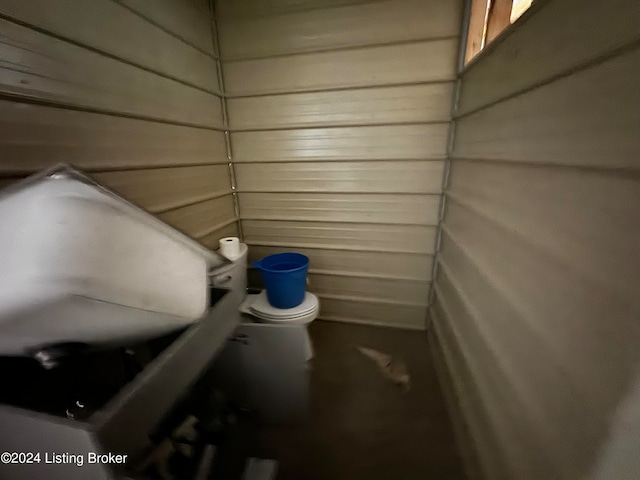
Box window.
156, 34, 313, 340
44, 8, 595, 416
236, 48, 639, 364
464, 0, 534, 64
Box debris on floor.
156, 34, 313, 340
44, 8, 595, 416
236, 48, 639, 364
257, 323, 467, 480
356, 346, 411, 391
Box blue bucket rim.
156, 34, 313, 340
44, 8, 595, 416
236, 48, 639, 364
253, 252, 309, 273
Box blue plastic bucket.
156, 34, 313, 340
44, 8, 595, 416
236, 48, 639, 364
253, 252, 309, 309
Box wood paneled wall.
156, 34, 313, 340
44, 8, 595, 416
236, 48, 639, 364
217, 0, 463, 329
0, 0, 238, 248
431, 0, 640, 478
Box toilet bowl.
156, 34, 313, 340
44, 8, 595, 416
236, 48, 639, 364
239, 291, 319, 325
240, 291, 319, 360
210, 242, 319, 360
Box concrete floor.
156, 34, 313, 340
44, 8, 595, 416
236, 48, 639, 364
254, 321, 467, 480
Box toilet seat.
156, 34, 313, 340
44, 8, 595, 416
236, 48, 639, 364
251, 291, 318, 317
251, 305, 318, 318
240, 291, 319, 325
253, 310, 318, 325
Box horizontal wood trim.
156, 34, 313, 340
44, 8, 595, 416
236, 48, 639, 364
0, 169, 236, 247
216, 0, 376, 19
436, 234, 605, 479
454, 48, 640, 170
227, 83, 454, 129
440, 202, 640, 443
235, 161, 445, 194
309, 273, 429, 306
0, 19, 223, 128
117, 0, 216, 55
0, 100, 228, 173
248, 245, 434, 281
432, 275, 527, 479
447, 159, 640, 297
231, 125, 450, 162
0, 176, 234, 220
94, 165, 232, 213
159, 195, 236, 239
223, 39, 459, 96
248, 269, 428, 307
195, 217, 240, 241
428, 308, 501, 480
219, 0, 462, 59
220, 0, 457, 330
0, 0, 219, 92
199, 221, 240, 250
458, 0, 640, 114
238, 192, 440, 224
434, 2, 640, 477
318, 296, 427, 330
242, 219, 436, 253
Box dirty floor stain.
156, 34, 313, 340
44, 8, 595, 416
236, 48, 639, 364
253, 321, 467, 480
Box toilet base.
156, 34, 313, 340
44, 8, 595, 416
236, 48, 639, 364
238, 291, 319, 361
239, 315, 314, 361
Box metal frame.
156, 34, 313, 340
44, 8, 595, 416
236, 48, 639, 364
209, 1, 244, 242
0, 288, 241, 480
425, 0, 472, 329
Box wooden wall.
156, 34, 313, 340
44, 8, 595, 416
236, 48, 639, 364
216, 0, 463, 329
431, 0, 640, 478
0, 0, 238, 248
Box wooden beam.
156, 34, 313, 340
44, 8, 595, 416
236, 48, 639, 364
464, 0, 490, 64
486, 0, 513, 43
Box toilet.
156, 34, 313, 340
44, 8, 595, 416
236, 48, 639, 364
210, 241, 319, 360
240, 290, 319, 325
240, 290, 319, 360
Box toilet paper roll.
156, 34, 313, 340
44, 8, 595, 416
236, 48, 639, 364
212, 239, 248, 305
218, 236, 244, 261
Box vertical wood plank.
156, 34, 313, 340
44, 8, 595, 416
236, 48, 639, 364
486, 0, 513, 43
465, 0, 489, 64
